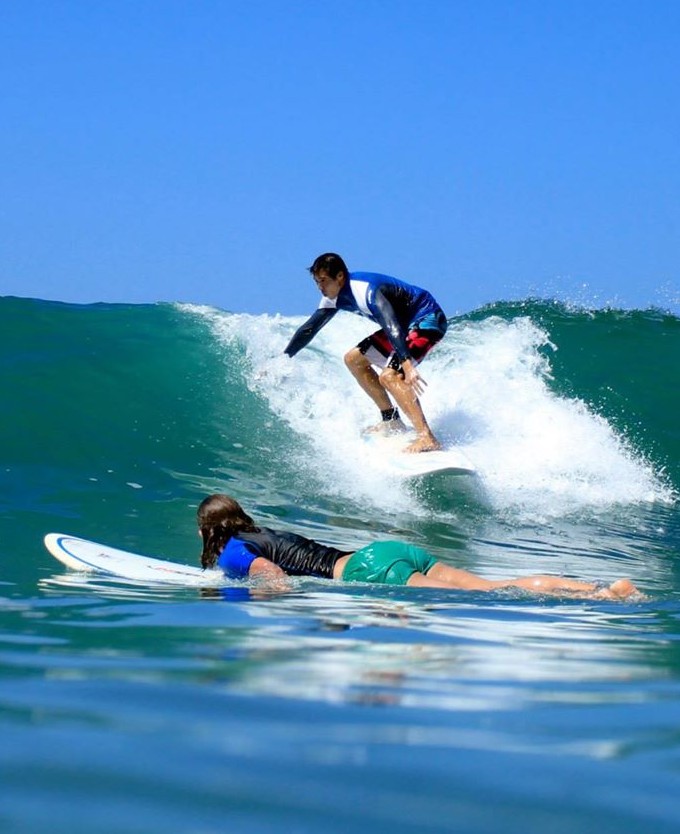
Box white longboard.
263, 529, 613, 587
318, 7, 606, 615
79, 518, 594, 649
362, 435, 476, 478
44, 533, 224, 586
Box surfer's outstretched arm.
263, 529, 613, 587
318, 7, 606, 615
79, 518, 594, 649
284, 308, 336, 357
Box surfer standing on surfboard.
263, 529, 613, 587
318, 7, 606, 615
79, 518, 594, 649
284, 253, 448, 453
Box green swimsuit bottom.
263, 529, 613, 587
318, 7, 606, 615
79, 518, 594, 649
342, 540, 438, 586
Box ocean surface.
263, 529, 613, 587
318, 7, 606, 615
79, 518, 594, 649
1, 295, 679, 833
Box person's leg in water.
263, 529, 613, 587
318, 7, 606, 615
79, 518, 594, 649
342, 542, 639, 599
407, 562, 639, 599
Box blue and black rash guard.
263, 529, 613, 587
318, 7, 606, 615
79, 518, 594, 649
284, 272, 447, 362
217, 527, 350, 580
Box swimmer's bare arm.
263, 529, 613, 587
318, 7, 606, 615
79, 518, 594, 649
246, 557, 292, 594
248, 556, 288, 580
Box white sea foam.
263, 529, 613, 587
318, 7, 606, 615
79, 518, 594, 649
191, 305, 673, 521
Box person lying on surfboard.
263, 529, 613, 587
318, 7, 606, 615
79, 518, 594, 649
198, 494, 639, 600
284, 253, 447, 454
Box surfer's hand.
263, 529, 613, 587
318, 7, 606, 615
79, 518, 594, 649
402, 360, 427, 397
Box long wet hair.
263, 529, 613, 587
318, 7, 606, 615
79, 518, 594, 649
197, 494, 258, 569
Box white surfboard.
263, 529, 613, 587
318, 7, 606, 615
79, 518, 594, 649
362, 434, 476, 478
44, 533, 224, 586
383, 448, 476, 478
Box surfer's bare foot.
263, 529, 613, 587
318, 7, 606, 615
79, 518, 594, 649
594, 579, 640, 600
404, 435, 442, 454
363, 418, 408, 436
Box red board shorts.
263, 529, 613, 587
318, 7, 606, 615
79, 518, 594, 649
357, 311, 447, 371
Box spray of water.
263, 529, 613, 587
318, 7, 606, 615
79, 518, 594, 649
196, 306, 673, 521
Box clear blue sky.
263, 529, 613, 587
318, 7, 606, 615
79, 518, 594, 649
2, 0, 678, 316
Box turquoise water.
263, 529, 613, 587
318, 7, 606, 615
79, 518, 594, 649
1, 296, 680, 833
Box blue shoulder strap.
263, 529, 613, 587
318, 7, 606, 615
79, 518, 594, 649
217, 537, 259, 579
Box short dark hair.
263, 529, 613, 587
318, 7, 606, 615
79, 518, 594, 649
308, 253, 349, 279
